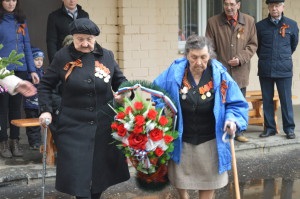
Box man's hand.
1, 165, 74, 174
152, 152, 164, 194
228, 57, 240, 67
15, 80, 37, 97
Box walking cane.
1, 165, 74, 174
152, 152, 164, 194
223, 125, 241, 199
41, 118, 50, 199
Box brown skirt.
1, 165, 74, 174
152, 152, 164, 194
168, 139, 228, 190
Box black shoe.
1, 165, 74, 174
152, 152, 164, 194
286, 132, 295, 139
259, 131, 276, 138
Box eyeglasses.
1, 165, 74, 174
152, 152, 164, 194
224, 2, 239, 7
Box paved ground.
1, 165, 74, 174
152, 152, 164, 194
0, 105, 299, 198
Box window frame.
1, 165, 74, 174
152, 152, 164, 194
178, 0, 262, 53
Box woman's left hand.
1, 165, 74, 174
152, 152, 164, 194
31, 72, 40, 84
223, 121, 236, 136
114, 91, 131, 105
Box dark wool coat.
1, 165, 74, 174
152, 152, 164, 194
46, 4, 89, 63
206, 11, 258, 88
256, 14, 299, 78
38, 43, 130, 197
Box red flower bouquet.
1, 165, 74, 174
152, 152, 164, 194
110, 81, 178, 189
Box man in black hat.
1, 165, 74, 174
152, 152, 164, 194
39, 18, 130, 199
256, 0, 299, 139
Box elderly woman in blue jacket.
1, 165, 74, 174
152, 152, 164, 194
0, 0, 39, 158
153, 35, 248, 199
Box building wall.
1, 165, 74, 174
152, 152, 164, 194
80, 0, 300, 104
80, 0, 179, 81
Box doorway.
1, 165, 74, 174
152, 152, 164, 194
20, 0, 62, 66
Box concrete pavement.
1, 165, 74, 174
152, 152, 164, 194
0, 105, 299, 194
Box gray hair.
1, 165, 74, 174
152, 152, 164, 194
62, 35, 73, 47
184, 35, 216, 58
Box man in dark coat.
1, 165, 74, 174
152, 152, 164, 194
39, 18, 130, 199
256, 0, 298, 139
46, 0, 89, 63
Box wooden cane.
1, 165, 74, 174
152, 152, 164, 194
230, 137, 240, 199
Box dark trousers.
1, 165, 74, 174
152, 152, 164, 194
0, 92, 22, 141
0, 72, 28, 141
24, 108, 41, 146
259, 77, 295, 134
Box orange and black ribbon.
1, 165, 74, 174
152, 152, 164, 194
221, 80, 228, 103
63, 59, 82, 80
280, 23, 290, 37
182, 68, 192, 89
17, 24, 26, 36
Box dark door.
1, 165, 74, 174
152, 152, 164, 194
21, 0, 62, 66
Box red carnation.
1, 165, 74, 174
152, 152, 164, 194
111, 122, 119, 130
149, 128, 163, 141
116, 112, 126, 119
158, 116, 168, 126
117, 124, 127, 137
154, 147, 164, 157
164, 135, 174, 144
133, 125, 144, 134
125, 106, 133, 114
135, 115, 145, 126
128, 133, 148, 150
147, 109, 158, 120
134, 101, 144, 110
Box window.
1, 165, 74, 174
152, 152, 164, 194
178, 0, 261, 53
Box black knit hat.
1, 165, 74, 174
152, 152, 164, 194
69, 18, 100, 36
266, 0, 284, 4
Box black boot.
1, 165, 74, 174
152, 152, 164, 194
10, 139, 23, 157
0, 140, 12, 158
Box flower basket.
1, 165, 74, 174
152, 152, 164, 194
110, 80, 178, 191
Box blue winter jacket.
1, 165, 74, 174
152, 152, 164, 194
256, 14, 299, 78
153, 58, 248, 174
0, 13, 36, 72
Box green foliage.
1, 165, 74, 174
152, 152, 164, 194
0, 44, 24, 79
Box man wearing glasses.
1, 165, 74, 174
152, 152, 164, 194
206, 0, 257, 143
256, 0, 298, 139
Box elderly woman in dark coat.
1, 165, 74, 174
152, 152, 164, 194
38, 18, 130, 199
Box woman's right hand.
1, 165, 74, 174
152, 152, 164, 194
39, 112, 52, 128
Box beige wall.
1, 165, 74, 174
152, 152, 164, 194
80, 0, 179, 82
80, 0, 300, 104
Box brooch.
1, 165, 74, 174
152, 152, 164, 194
280, 23, 290, 37
237, 27, 244, 39
17, 24, 26, 36
221, 80, 228, 103
95, 61, 111, 83
63, 59, 82, 80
